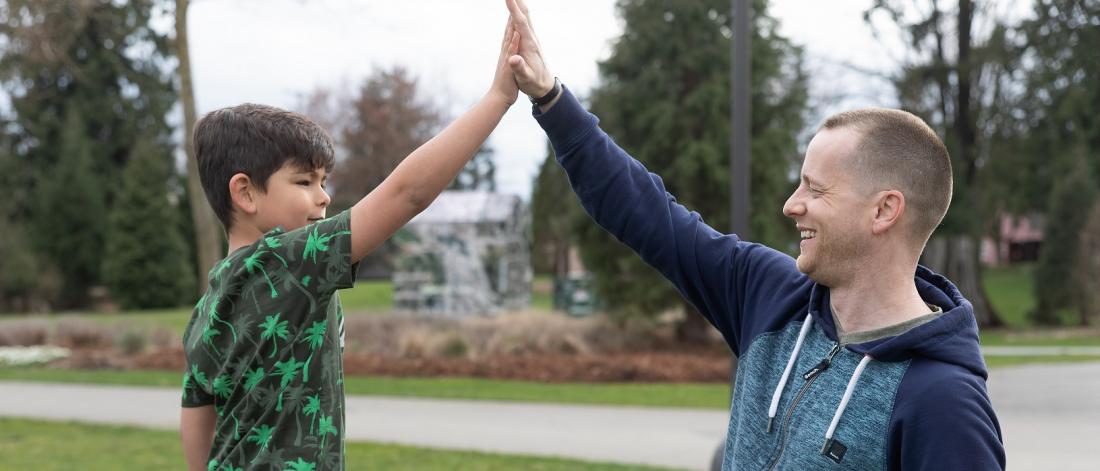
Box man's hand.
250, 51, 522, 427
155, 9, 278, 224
505, 0, 556, 99
489, 17, 521, 107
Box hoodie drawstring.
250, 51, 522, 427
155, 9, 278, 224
767, 313, 814, 433
765, 312, 875, 457
822, 355, 872, 454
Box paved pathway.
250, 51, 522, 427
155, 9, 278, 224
1, 361, 1098, 470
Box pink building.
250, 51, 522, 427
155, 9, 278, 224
980, 214, 1045, 266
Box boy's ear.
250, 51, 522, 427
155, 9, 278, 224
229, 173, 259, 216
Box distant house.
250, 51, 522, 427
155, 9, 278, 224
392, 191, 531, 316
980, 214, 1044, 266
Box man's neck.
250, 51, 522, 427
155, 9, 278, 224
828, 263, 932, 334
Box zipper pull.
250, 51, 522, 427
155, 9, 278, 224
803, 342, 842, 381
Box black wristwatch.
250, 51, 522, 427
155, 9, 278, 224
530, 77, 562, 106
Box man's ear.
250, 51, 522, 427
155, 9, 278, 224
871, 190, 905, 235
229, 173, 259, 216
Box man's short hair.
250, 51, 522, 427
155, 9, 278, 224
194, 103, 335, 230
822, 108, 953, 245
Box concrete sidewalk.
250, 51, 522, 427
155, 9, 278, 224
2, 361, 1099, 470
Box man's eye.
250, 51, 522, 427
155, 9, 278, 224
297, 181, 310, 186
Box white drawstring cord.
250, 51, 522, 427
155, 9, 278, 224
767, 313, 814, 433
822, 354, 873, 453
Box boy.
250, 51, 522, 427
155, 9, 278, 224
179, 20, 521, 471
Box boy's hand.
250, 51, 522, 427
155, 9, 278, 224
489, 18, 521, 106
505, 0, 556, 99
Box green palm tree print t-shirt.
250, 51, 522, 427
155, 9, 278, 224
182, 210, 355, 471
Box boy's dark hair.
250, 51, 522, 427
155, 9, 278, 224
194, 103, 336, 230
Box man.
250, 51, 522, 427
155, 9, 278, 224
503, 0, 1005, 469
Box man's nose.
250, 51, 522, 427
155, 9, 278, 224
782, 192, 803, 217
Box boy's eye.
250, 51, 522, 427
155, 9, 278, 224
296, 181, 311, 186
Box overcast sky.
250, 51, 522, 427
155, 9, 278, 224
187, 0, 902, 199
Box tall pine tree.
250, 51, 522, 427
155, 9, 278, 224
103, 138, 195, 309
31, 110, 107, 306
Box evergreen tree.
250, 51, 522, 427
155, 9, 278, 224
0, 0, 177, 308
530, 144, 585, 276
577, 0, 808, 326
1033, 153, 1095, 325
31, 110, 107, 306
103, 138, 195, 309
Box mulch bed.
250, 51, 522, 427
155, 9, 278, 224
61, 346, 733, 383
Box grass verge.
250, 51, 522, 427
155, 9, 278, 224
0, 367, 731, 409
0, 418, 683, 471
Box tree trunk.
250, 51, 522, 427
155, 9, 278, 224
921, 235, 1003, 327
176, 0, 222, 292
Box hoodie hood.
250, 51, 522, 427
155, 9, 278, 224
806, 265, 988, 379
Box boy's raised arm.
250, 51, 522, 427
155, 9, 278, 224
348, 16, 520, 262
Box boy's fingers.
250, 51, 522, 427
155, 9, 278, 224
501, 19, 513, 48
509, 31, 520, 55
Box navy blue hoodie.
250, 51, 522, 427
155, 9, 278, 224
534, 87, 1005, 470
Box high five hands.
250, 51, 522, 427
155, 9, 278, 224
504, 0, 556, 100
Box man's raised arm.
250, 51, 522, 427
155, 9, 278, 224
502, 0, 808, 353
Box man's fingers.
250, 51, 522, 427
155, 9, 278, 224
515, 0, 533, 29
505, 0, 523, 19
505, 0, 538, 41
508, 55, 534, 81
509, 31, 520, 55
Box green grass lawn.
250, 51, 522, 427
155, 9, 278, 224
980, 263, 1099, 346
981, 263, 1035, 328
531, 275, 554, 310
0, 418, 683, 471
337, 280, 394, 312
983, 355, 1100, 368
0, 367, 732, 409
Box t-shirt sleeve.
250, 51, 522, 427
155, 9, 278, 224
261, 209, 357, 296
181, 365, 215, 408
